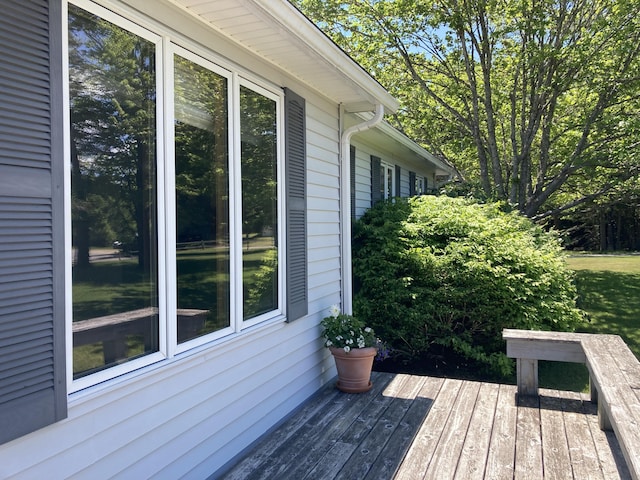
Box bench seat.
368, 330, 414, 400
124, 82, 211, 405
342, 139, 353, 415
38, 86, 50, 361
503, 329, 640, 480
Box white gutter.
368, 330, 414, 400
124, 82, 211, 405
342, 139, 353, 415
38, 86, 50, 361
340, 103, 385, 315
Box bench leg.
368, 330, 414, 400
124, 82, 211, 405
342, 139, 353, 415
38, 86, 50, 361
103, 338, 127, 365
590, 376, 598, 404
517, 358, 538, 396
597, 400, 612, 431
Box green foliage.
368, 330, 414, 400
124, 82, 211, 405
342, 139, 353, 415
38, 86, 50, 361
294, 0, 640, 221
320, 305, 377, 352
244, 248, 278, 319
353, 196, 584, 375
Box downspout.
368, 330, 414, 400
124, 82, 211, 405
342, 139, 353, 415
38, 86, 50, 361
340, 103, 385, 315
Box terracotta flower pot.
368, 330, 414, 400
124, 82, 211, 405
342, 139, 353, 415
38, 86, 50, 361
329, 346, 377, 393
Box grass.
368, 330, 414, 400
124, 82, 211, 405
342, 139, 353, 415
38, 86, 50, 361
538, 254, 640, 392
72, 246, 275, 376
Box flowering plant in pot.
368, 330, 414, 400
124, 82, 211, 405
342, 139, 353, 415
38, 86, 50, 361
321, 305, 378, 393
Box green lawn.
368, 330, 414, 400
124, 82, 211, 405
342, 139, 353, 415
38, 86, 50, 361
73, 247, 274, 376
538, 254, 640, 392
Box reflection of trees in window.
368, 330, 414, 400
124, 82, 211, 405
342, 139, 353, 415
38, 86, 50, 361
174, 55, 230, 341
240, 87, 278, 320
69, 6, 157, 272
69, 5, 158, 378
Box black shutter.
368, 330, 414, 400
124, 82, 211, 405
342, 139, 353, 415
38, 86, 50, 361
395, 165, 401, 197
409, 171, 416, 196
0, 0, 67, 444
284, 88, 307, 322
370, 156, 381, 205
350, 145, 356, 220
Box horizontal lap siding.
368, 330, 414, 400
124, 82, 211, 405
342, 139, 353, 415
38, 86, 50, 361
0, 88, 340, 478
306, 101, 341, 311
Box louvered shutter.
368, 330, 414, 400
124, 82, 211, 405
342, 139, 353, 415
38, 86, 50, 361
395, 165, 401, 197
409, 171, 416, 196
0, 0, 67, 445
284, 89, 307, 322
370, 156, 381, 205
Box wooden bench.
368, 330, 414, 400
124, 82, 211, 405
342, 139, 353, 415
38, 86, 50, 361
503, 328, 640, 480
73, 307, 209, 363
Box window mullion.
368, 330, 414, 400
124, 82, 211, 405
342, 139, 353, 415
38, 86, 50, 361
230, 72, 243, 333
164, 39, 177, 357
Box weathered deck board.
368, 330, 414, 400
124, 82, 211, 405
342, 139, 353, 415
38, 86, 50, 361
218, 372, 631, 479
423, 380, 481, 479
484, 383, 518, 480
514, 395, 543, 479
539, 392, 572, 480
562, 391, 604, 480
394, 377, 461, 480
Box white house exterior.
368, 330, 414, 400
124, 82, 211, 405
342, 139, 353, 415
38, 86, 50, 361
347, 114, 455, 219
0, 1, 454, 478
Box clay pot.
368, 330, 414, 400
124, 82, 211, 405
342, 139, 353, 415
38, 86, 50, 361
329, 346, 377, 393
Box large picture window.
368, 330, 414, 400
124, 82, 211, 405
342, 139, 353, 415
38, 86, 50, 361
68, 1, 285, 386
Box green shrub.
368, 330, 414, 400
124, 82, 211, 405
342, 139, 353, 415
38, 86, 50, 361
352, 196, 584, 376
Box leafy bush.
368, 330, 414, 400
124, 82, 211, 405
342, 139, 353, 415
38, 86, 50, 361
352, 196, 584, 376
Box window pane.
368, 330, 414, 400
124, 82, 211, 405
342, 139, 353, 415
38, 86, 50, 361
69, 5, 158, 379
174, 55, 230, 342
240, 87, 278, 320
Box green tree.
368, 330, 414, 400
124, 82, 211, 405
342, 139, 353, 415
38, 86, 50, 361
294, 0, 640, 219
69, 6, 156, 269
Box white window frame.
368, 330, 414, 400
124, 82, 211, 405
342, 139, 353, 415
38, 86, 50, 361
236, 78, 286, 331
66, 0, 286, 391
416, 175, 425, 195
381, 161, 395, 199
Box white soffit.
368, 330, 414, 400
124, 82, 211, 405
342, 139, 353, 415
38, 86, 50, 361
168, 0, 399, 113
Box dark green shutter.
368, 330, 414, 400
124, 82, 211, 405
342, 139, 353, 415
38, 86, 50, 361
284, 89, 307, 321
370, 156, 381, 205
0, 0, 67, 445
395, 165, 401, 197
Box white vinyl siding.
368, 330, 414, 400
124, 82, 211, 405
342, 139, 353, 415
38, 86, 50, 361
351, 139, 439, 219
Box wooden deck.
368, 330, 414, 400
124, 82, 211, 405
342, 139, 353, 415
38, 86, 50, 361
219, 371, 632, 479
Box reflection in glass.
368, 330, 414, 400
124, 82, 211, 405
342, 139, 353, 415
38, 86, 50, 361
69, 5, 158, 378
240, 87, 278, 320
174, 55, 230, 342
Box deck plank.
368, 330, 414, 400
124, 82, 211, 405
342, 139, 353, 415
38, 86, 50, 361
303, 374, 409, 480
562, 390, 605, 480
363, 376, 443, 480
539, 390, 573, 480
225, 372, 392, 480
484, 383, 518, 480
514, 395, 543, 480
219, 373, 630, 480
582, 393, 632, 480
394, 378, 462, 480
454, 382, 500, 480
330, 374, 426, 480
423, 380, 481, 479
